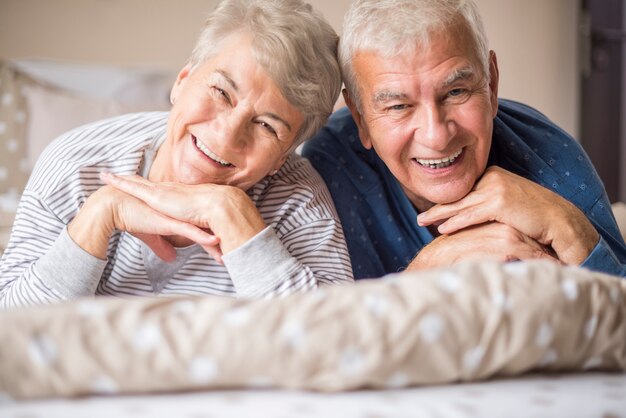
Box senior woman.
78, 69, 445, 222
0, 0, 353, 308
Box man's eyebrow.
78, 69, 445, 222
441, 67, 476, 88
215, 69, 239, 92
373, 90, 407, 103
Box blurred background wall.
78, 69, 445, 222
0, 0, 580, 136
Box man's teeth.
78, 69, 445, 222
416, 149, 463, 169
195, 138, 232, 166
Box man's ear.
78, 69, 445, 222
343, 89, 373, 149
488, 51, 499, 118
170, 63, 192, 105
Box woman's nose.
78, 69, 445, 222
213, 111, 247, 150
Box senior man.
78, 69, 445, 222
303, 0, 626, 279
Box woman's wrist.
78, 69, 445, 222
67, 187, 117, 260
211, 186, 267, 254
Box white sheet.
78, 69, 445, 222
2, 372, 625, 418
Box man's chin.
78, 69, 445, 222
422, 187, 473, 206
402, 177, 475, 210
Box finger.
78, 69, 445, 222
417, 193, 486, 226
529, 249, 560, 263
141, 220, 221, 261
132, 203, 220, 247
103, 172, 202, 224
165, 219, 220, 247
436, 206, 496, 234
100, 172, 158, 201
200, 244, 224, 264
101, 172, 178, 215
134, 233, 177, 262
506, 245, 560, 263
417, 205, 458, 226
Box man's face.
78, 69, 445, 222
347, 26, 499, 211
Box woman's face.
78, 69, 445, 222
153, 33, 303, 190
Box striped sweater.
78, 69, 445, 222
0, 112, 353, 307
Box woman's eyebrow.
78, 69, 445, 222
215, 69, 291, 132
263, 113, 292, 132
215, 69, 238, 92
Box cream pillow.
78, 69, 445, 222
0, 260, 624, 399
0, 62, 30, 198
22, 82, 170, 169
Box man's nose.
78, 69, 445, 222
415, 105, 456, 151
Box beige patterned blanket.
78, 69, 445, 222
0, 260, 624, 399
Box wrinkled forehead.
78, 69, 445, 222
385, 19, 480, 66
354, 28, 485, 104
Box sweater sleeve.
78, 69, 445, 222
222, 159, 354, 298
223, 217, 353, 298
0, 192, 106, 308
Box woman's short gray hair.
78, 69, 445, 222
189, 0, 341, 149
340, 0, 489, 112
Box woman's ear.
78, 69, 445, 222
170, 63, 192, 105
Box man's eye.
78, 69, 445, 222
448, 88, 467, 97
388, 104, 409, 111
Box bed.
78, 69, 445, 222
1, 60, 626, 418
2, 373, 624, 418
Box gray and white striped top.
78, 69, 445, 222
0, 112, 353, 308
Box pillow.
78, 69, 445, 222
0, 260, 624, 399
0, 62, 30, 198
21, 81, 169, 169
0, 60, 174, 198
11, 59, 174, 104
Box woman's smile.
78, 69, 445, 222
192, 135, 233, 167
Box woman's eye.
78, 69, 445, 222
259, 121, 277, 136
212, 86, 231, 104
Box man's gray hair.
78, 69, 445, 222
340, 0, 489, 112
190, 0, 342, 148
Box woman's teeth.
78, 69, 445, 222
416, 149, 463, 169
195, 138, 232, 167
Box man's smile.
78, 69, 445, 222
414, 148, 463, 169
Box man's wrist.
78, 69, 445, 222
407, 239, 440, 271
550, 203, 599, 265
